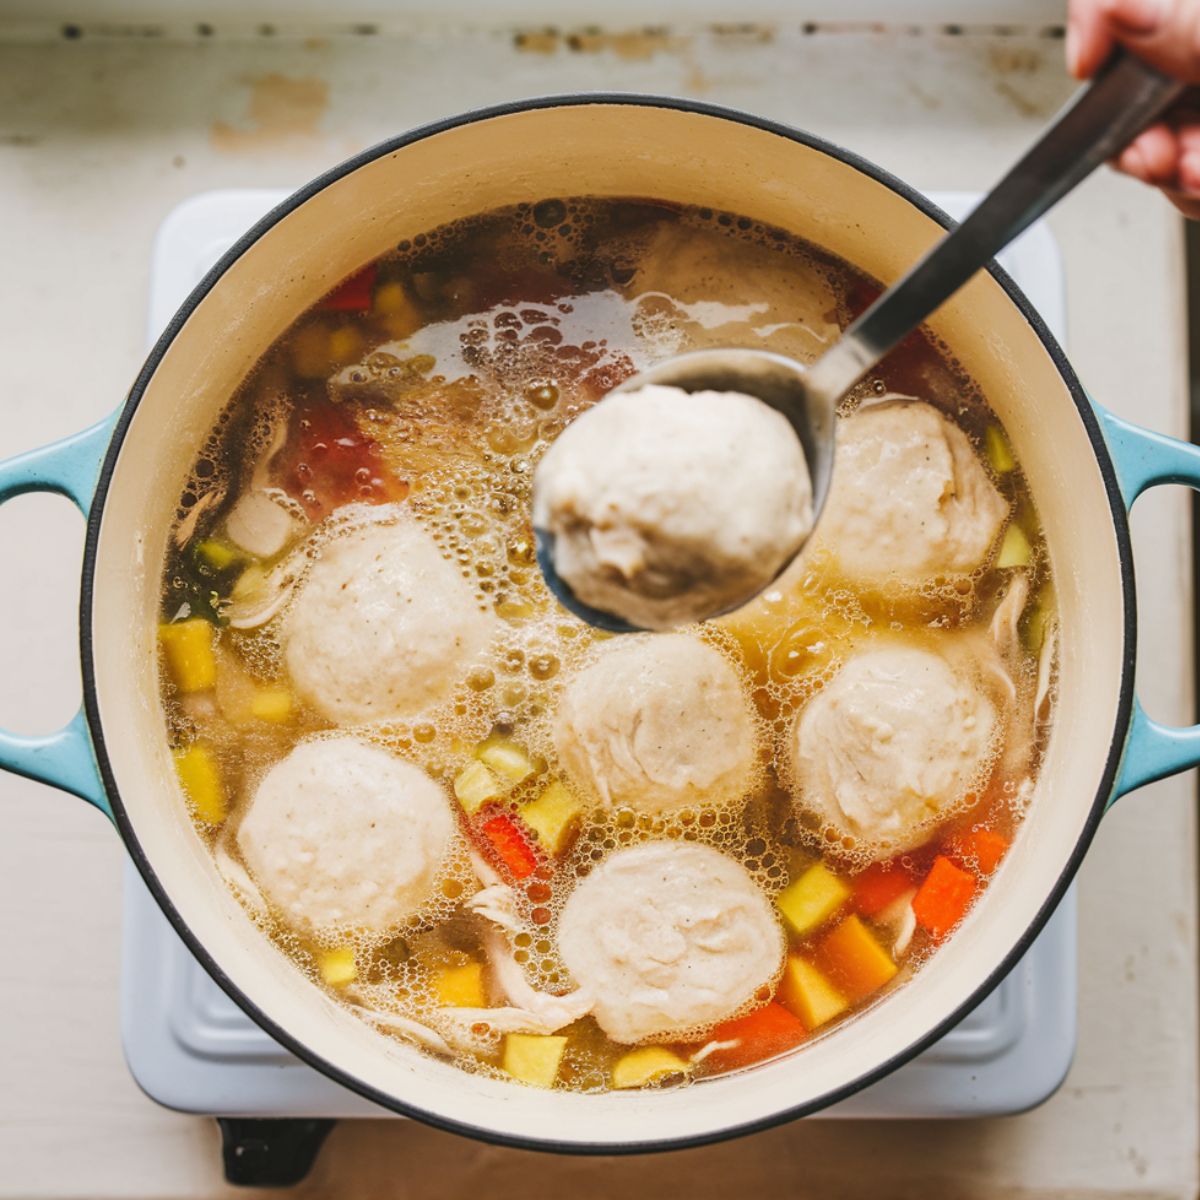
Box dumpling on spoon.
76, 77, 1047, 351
557, 841, 785, 1043
814, 399, 1007, 586
533, 384, 812, 630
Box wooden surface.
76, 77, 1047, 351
0, 21, 1194, 1199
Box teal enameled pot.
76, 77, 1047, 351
1, 96, 1196, 1154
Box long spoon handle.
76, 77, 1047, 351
804, 51, 1188, 410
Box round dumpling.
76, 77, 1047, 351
553, 633, 758, 814
532, 384, 812, 630
790, 643, 996, 858
284, 507, 495, 724
237, 736, 455, 934
617, 220, 841, 363
816, 399, 1007, 584
557, 841, 785, 1043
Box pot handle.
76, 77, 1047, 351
0, 416, 117, 817
1099, 406, 1200, 799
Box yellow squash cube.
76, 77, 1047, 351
317, 946, 357, 988
194, 539, 241, 572
475, 736, 536, 784
374, 281, 422, 338
777, 863, 850, 938
434, 961, 487, 1008
519, 781, 584, 855
502, 1034, 567, 1088
995, 523, 1032, 569
249, 687, 293, 724
453, 761, 503, 815
158, 619, 216, 693
173, 743, 226, 824
290, 322, 335, 378
611, 1046, 692, 1090
328, 325, 365, 365
780, 955, 848, 1029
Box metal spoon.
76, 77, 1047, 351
536, 51, 1185, 631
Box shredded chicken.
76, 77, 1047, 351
223, 543, 308, 629
1035, 621, 1058, 720
459, 856, 593, 1036
989, 571, 1030, 664
689, 1039, 740, 1065
879, 888, 918, 957
465, 884, 524, 934
172, 485, 227, 549
348, 1003, 453, 1056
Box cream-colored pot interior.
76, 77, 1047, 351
89, 101, 1127, 1149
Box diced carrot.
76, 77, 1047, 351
704, 1002, 807, 1071
852, 861, 913, 917
815, 914, 898, 1003
912, 855, 978, 938
946, 828, 1009, 876
479, 812, 539, 880
322, 263, 376, 311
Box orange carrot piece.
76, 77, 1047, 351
852, 861, 913, 916
946, 828, 1009, 876
704, 1002, 807, 1071
913, 855, 978, 938
815, 914, 898, 1002
479, 813, 539, 880
322, 263, 376, 311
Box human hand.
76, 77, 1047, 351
1067, 0, 1200, 217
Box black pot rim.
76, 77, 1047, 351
79, 91, 1136, 1156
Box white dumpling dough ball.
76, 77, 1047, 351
237, 736, 455, 934
532, 384, 812, 630
791, 644, 996, 858
553, 633, 758, 815
619, 222, 841, 363
557, 841, 785, 1043
284, 506, 495, 724
817, 400, 1007, 584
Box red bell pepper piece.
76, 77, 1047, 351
852, 860, 913, 917
275, 401, 407, 519
322, 263, 376, 312
479, 812, 539, 880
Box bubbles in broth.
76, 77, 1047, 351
156, 196, 1057, 1093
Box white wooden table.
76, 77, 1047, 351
0, 18, 1194, 1199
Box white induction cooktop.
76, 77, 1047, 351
121, 189, 1076, 1121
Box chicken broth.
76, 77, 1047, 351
157, 196, 1056, 1093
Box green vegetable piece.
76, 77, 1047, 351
1024, 581, 1055, 651
985, 425, 1016, 474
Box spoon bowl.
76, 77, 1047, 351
533, 347, 830, 633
